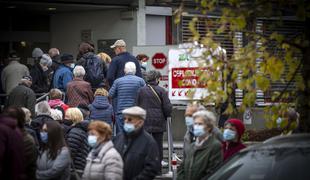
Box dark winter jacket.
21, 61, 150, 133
89, 96, 113, 124
25, 123, 39, 146
6, 84, 36, 116
0, 116, 25, 180
77, 52, 107, 88
66, 121, 90, 171
113, 127, 161, 180
107, 52, 142, 87
109, 74, 145, 115
177, 135, 223, 180
30, 63, 49, 93
22, 130, 38, 180
30, 114, 54, 145
136, 81, 172, 133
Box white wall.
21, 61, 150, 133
146, 15, 166, 45
50, 9, 138, 57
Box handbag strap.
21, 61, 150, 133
147, 84, 162, 104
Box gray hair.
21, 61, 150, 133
124, 62, 136, 75
40, 54, 52, 66
146, 70, 161, 82
73, 65, 86, 77
35, 101, 51, 116
50, 109, 63, 121
193, 110, 216, 129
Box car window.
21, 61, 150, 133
208, 147, 310, 180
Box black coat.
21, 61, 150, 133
66, 121, 90, 170
30, 114, 54, 145
113, 128, 161, 180
30, 63, 49, 93
136, 81, 172, 133
6, 84, 36, 116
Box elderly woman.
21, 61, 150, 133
136, 70, 172, 166
66, 65, 94, 107
89, 88, 113, 125
31, 101, 54, 146
83, 121, 123, 180
177, 110, 223, 180
222, 119, 246, 161
65, 108, 90, 176
30, 54, 52, 93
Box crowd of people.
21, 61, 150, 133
0, 39, 262, 180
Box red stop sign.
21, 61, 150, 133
152, 53, 167, 69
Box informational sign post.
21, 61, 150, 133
168, 48, 210, 100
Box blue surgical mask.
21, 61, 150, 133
223, 129, 236, 141
141, 62, 147, 68
193, 125, 205, 137
87, 135, 97, 148
70, 63, 75, 69
185, 116, 194, 127
124, 123, 135, 133
40, 132, 48, 143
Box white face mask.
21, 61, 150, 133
141, 62, 147, 68
42, 66, 48, 72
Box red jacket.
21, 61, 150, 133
66, 78, 94, 107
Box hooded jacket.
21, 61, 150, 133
89, 96, 113, 124
222, 119, 246, 161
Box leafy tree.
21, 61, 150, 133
174, 0, 310, 132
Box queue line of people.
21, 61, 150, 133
0, 38, 251, 180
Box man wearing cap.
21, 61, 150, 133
107, 39, 142, 87
6, 75, 36, 116
1, 51, 30, 94
113, 106, 161, 180
30, 54, 52, 93
53, 53, 74, 92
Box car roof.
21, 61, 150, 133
243, 133, 310, 151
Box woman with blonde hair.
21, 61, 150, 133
65, 108, 90, 178
83, 121, 123, 180
88, 88, 113, 126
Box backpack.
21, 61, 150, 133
84, 54, 105, 87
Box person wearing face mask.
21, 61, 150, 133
36, 121, 71, 180
53, 53, 74, 92
177, 110, 223, 180
136, 54, 149, 80
183, 103, 224, 159
222, 119, 246, 161
30, 54, 52, 93
82, 121, 123, 180
113, 106, 161, 180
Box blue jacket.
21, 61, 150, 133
107, 52, 142, 87
109, 74, 145, 114
89, 96, 113, 124
53, 65, 73, 91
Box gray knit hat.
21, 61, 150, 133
40, 54, 52, 66
32, 48, 44, 58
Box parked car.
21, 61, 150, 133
207, 133, 310, 180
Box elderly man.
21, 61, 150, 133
107, 39, 142, 87
6, 75, 36, 116
1, 51, 29, 94
113, 106, 161, 180
66, 65, 94, 107
177, 110, 223, 180
30, 54, 52, 93
109, 62, 145, 133
53, 53, 74, 92
183, 103, 223, 158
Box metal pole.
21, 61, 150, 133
167, 116, 173, 173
